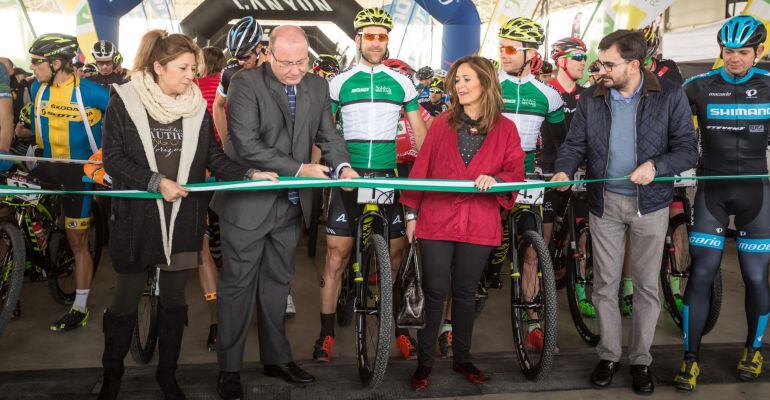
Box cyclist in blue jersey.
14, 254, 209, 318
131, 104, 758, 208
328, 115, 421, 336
674, 15, 770, 390
27, 34, 109, 332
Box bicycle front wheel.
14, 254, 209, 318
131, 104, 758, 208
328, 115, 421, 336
355, 233, 392, 388
566, 222, 600, 346
0, 222, 25, 336
336, 260, 355, 327
660, 214, 722, 335
510, 230, 557, 381
130, 267, 160, 364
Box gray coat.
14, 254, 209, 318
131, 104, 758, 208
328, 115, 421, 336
210, 64, 350, 229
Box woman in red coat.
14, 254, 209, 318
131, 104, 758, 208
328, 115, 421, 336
401, 56, 525, 390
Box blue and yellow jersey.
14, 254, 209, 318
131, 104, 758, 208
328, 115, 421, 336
30, 76, 109, 160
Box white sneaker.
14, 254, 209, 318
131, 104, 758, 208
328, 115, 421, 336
285, 294, 296, 317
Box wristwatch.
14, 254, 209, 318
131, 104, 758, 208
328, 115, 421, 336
405, 212, 417, 222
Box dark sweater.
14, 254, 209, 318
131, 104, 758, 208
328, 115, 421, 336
102, 93, 249, 274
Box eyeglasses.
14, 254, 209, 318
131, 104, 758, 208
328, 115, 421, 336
272, 55, 309, 70
564, 53, 588, 62
499, 45, 529, 55
360, 33, 389, 43
588, 64, 600, 74
30, 58, 47, 66
596, 60, 629, 72
429, 88, 444, 93
95, 60, 114, 67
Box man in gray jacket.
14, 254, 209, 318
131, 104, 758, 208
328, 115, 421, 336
551, 30, 698, 396
211, 25, 358, 399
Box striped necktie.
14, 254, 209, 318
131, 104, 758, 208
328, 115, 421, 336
285, 85, 299, 205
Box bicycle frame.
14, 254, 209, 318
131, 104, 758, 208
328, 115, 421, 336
353, 203, 390, 286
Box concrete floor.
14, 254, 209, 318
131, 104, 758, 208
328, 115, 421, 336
0, 228, 764, 399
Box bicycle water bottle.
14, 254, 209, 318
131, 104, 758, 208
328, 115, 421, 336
31, 221, 47, 250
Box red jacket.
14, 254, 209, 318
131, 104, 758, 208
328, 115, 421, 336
400, 113, 525, 246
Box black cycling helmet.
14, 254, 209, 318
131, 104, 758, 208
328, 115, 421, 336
29, 33, 79, 60
83, 63, 98, 75
540, 60, 553, 74
113, 52, 123, 67
91, 40, 117, 61
313, 54, 340, 76
429, 77, 444, 92
416, 66, 433, 81
227, 16, 263, 58
641, 24, 660, 64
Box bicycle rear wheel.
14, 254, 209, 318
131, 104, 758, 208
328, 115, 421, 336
47, 205, 103, 305
565, 222, 599, 345
0, 222, 25, 336
130, 267, 160, 364
660, 214, 722, 335
510, 230, 557, 381
355, 233, 392, 388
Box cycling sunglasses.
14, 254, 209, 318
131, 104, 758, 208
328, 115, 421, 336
564, 53, 588, 62
360, 33, 389, 43
236, 47, 267, 61
499, 45, 529, 56
30, 58, 48, 66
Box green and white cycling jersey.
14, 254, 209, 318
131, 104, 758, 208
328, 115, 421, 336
500, 72, 565, 152
330, 64, 419, 170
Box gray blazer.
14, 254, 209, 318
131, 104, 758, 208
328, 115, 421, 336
211, 64, 350, 229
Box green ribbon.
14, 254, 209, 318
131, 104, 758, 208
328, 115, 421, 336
1, 174, 769, 200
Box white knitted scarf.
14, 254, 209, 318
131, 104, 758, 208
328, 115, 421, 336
130, 70, 204, 124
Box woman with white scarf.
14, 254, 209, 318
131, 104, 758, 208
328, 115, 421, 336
97, 30, 276, 400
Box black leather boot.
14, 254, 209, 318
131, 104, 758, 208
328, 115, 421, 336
155, 304, 188, 400
98, 310, 136, 400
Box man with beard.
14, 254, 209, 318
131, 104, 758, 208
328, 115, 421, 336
551, 30, 697, 396
317, 7, 427, 363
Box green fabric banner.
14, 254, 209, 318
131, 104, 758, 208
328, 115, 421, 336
1, 174, 769, 200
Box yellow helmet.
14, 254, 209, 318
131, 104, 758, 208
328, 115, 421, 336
499, 17, 545, 47
354, 7, 394, 32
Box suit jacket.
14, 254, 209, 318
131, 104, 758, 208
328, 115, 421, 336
211, 64, 350, 229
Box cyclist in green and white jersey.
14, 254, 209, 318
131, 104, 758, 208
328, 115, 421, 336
498, 17, 567, 174
314, 7, 427, 363
485, 17, 568, 351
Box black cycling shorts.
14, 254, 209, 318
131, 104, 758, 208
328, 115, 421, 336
325, 169, 405, 239
542, 189, 589, 224
31, 163, 92, 230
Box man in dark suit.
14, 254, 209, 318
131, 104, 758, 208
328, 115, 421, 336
211, 25, 358, 399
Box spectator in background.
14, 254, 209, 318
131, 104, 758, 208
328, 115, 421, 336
74, 61, 85, 78
195, 46, 226, 142
0, 56, 13, 172
194, 45, 227, 352
0, 58, 31, 127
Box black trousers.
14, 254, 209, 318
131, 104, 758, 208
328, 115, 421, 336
417, 239, 493, 367
110, 269, 189, 316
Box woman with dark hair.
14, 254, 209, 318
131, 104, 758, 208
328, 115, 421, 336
401, 56, 525, 391
98, 29, 276, 400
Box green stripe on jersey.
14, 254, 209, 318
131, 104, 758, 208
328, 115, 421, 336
347, 141, 397, 170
